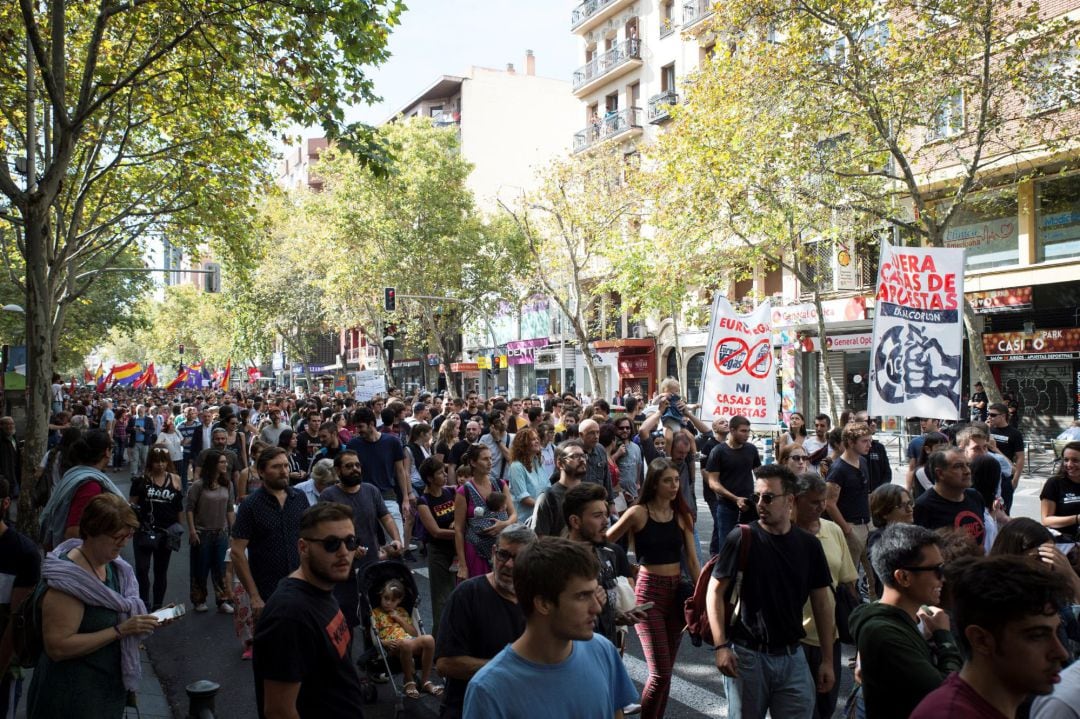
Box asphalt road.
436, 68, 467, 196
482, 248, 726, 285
119, 455, 1053, 719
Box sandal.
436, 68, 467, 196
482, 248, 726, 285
404, 681, 420, 699
422, 681, 444, 697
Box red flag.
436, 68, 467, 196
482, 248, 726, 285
97, 368, 113, 393
83, 366, 94, 384
247, 366, 261, 383
220, 359, 232, 391
165, 367, 189, 392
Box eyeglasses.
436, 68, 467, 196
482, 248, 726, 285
111, 529, 136, 542
616, 425, 632, 431
494, 548, 518, 563
752, 492, 787, 505
563, 453, 587, 461
901, 563, 945, 579
894, 500, 915, 510
302, 534, 360, 552
789, 455, 809, 462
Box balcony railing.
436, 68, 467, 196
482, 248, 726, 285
573, 107, 643, 153
431, 111, 459, 127
683, 0, 714, 28
647, 90, 678, 123
571, 0, 621, 30
573, 39, 641, 91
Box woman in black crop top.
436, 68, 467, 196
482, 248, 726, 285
607, 457, 699, 719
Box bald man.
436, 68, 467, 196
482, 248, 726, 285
578, 419, 614, 503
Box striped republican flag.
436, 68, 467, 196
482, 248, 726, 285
111, 362, 144, 386
97, 368, 112, 393
220, 359, 232, 391
133, 363, 158, 389
166, 367, 189, 392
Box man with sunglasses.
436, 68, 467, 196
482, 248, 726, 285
707, 464, 835, 718
850, 523, 961, 719
252, 502, 368, 719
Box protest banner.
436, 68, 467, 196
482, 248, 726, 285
867, 240, 966, 420
698, 295, 776, 427
353, 370, 388, 401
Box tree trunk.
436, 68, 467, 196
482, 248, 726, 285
670, 306, 684, 387
812, 289, 838, 426
17, 208, 52, 536
962, 298, 1002, 406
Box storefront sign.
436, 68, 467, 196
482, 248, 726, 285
506, 337, 549, 365
450, 362, 479, 372
698, 296, 777, 427
966, 286, 1033, 314
800, 333, 874, 352
868, 240, 965, 420
395, 358, 421, 369
618, 354, 654, 376
982, 328, 1080, 362
476, 356, 491, 370
771, 296, 868, 327
834, 240, 860, 291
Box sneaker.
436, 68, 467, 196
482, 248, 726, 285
219, 602, 235, 614
623, 703, 642, 716
194, 603, 209, 613
241, 647, 253, 660
407, 543, 418, 552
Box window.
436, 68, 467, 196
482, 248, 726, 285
625, 17, 638, 41
1027, 49, 1080, 114
660, 0, 676, 37
605, 92, 619, 113
941, 190, 1019, 271
628, 82, 640, 107
700, 43, 715, 64
1036, 173, 1080, 262
928, 91, 964, 141
661, 63, 676, 92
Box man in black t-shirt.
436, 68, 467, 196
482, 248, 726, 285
855, 412, 893, 491
698, 418, 730, 554
252, 502, 367, 719
705, 415, 761, 554
0, 477, 41, 718
706, 465, 834, 717
435, 525, 533, 719
826, 422, 876, 599
987, 402, 1025, 512
447, 420, 481, 485
913, 449, 986, 547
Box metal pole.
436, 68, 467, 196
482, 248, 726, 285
397, 293, 500, 397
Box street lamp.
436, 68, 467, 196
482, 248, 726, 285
2, 304, 24, 314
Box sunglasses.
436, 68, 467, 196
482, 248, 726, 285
789, 455, 809, 462
901, 563, 945, 579
494, 548, 518, 563
987, 412, 1001, 418
302, 534, 360, 552
752, 491, 787, 505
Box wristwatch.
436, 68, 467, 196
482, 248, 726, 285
715, 641, 733, 650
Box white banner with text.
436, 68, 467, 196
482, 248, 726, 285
699, 296, 776, 427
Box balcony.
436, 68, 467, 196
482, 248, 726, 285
683, 0, 714, 31
431, 111, 459, 127
573, 39, 643, 97
647, 90, 678, 123
571, 0, 635, 34
573, 107, 643, 153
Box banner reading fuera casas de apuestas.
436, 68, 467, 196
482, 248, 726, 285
698, 295, 776, 428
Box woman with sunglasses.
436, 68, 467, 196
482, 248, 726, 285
26, 494, 161, 719
607, 458, 700, 719
185, 449, 236, 614
779, 443, 812, 475
865, 484, 915, 592
129, 447, 183, 610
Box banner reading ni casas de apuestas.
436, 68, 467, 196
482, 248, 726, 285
868, 240, 966, 420
698, 295, 776, 427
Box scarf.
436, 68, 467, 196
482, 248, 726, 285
39, 465, 125, 549
44, 538, 147, 691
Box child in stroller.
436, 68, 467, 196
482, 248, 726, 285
371, 577, 443, 699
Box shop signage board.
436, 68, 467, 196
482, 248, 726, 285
966, 286, 1033, 313
982, 328, 1080, 362
771, 296, 868, 327
698, 295, 777, 427
867, 240, 966, 420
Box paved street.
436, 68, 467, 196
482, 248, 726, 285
80, 452, 1053, 719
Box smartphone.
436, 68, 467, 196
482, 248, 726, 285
629, 602, 655, 613
1057, 543, 1076, 556
151, 603, 186, 623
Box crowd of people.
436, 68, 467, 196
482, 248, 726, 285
0, 378, 1078, 719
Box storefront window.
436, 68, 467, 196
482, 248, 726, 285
686, 353, 705, 404
1036, 173, 1080, 262
665, 349, 678, 380
941, 191, 1019, 271
844, 351, 871, 412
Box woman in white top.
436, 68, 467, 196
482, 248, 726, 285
155, 417, 184, 467
778, 411, 808, 449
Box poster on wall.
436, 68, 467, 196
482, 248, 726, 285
867, 240, 966, 420
698, 295, 776, 428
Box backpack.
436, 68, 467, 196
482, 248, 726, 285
684, 524, 751, 647
11, 578, 48, 668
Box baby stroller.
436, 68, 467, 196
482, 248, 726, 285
357, 560, 426, 717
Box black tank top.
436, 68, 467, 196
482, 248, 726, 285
634, 511, 683, 565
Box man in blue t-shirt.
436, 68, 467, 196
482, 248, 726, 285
463, 536, 637, 719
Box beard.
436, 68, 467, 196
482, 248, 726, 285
262, 472, 289, 491
340, 471, 362, 488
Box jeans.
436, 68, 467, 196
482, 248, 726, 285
1001, 473, 1016, 513
112, 440, 126, 469
190, 529, 229, 606
178, 455, 191, 492
716, 503, 741, 551
131, 444, 149, 478
384, 499, 404, 546
1, 671, 23, 719
724, 643, 816, 719
134, 532, 175, 610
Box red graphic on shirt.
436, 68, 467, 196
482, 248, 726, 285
326, 610, 351, 659
953, 510, 985, 546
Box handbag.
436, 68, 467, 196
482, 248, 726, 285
833, 583, 861, 644
134, 528, 161, 550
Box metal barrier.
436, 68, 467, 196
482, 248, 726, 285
186, 680, 220, 719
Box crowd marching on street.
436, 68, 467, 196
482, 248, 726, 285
0, 378, 1079, 719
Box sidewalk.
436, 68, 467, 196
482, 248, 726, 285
14, 646, 176, 719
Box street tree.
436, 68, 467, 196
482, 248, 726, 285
500, 148, 639, 397
0, 0, 404, 530
685, 0, 1079, 407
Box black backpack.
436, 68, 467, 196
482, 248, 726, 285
11, 579, 48, 668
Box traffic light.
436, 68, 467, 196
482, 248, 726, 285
203, 263, 221, 293
384, 287, 396, 312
